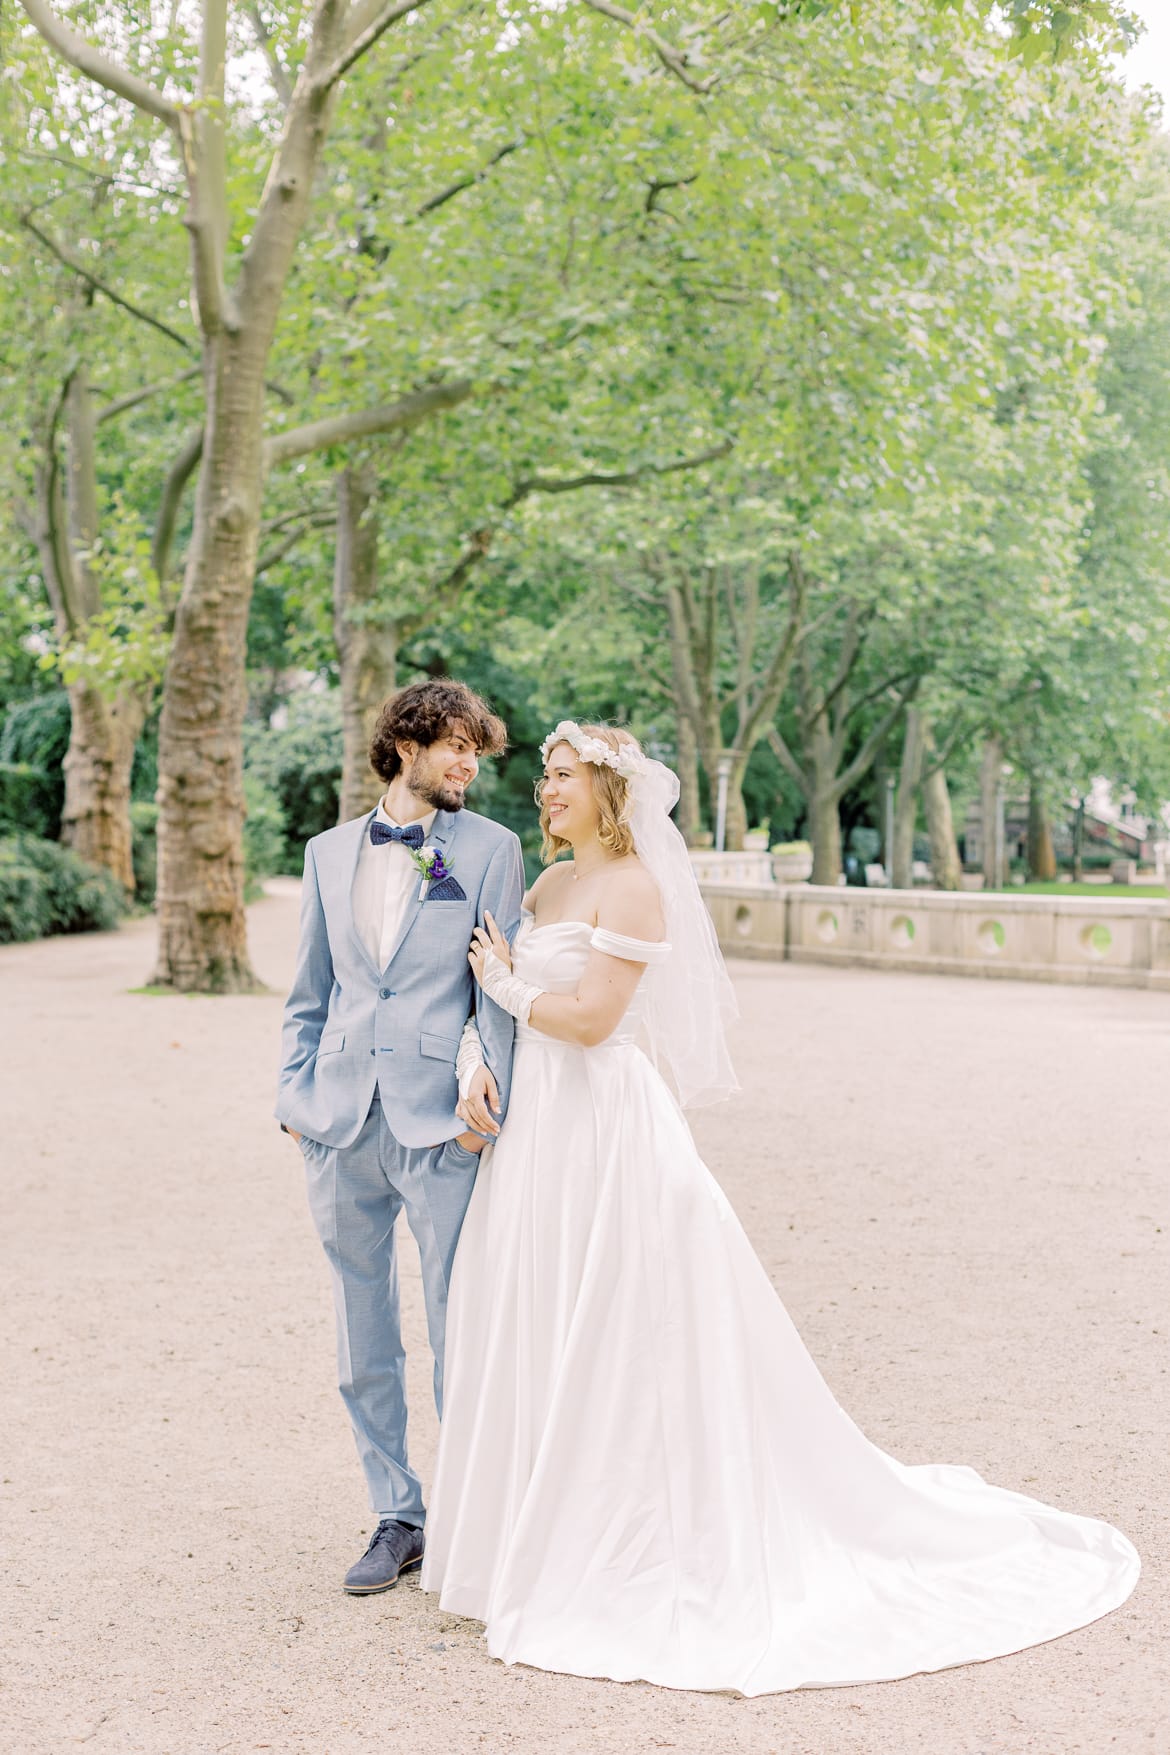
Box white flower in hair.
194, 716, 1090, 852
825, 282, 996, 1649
540, 720, 646, 779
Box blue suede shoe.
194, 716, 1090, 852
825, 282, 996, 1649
343, 1520, 425, 1595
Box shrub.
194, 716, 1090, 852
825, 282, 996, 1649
244, 692, 341, 871
0, 692, 71, 839
0, 835, 127, 944
0, 761, 55, 838
130, 800, 159, 906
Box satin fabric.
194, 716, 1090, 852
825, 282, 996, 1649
421, 919, 1139, 1694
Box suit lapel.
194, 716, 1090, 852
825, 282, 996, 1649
342, 810, 383, 980
382, 808, 461, 972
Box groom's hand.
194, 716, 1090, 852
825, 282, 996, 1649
456, 1065, 501, 1138
455, 1130, 488, 1155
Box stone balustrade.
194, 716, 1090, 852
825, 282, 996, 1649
689, 849, 777, 887
700, 882, 1170, 992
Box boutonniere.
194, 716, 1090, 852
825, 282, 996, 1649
409, 843, 464, 901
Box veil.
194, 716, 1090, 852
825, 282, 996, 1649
539, 721, 739, 1109
628, 757, 740, 1110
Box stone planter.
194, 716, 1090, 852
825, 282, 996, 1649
743, 830, 770, 850
772, 849, 814, 883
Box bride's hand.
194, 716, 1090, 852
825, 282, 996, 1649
469, 910, 512, 985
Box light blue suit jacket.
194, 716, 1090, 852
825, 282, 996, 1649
276, 806, 524, 1149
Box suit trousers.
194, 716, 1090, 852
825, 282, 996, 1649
302, 1095, 480, 1526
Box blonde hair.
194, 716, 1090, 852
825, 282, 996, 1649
537, 724, 640, 865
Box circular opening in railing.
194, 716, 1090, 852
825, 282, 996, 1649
1080, 922, 1112, 960
890, 914, 916, 950
816, 909, 839, 944
977, 919, 1006, 956
734, 904, 753, 937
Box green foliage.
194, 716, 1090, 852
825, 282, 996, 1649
0, 834, 127, 944
0, 691, 71, 839
243, 695, 342, 872
130, 800, 159, 906
0, 762, 54, 839
242, 774, 288, 896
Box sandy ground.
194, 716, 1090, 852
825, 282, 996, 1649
1, 876, 1166, 1755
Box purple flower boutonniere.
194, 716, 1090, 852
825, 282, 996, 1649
409, 842, 459, 899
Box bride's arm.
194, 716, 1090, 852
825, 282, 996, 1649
471, 868, 664, 1049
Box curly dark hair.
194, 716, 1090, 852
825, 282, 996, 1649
369, 679, 508, 783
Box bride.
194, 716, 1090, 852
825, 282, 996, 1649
419, 720, 1139, 1695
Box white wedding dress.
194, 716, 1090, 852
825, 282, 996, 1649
420, 916, 1139, 1694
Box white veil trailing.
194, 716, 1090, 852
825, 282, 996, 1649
540, 722, 739, 1110
629, 756, 741, 1110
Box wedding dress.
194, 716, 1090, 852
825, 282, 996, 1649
420, 914, 1138, 1693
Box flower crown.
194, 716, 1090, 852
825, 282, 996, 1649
540, 720, 646, 780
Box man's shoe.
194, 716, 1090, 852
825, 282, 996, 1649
343, 1519, 425, 1595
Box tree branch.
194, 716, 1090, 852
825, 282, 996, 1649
577, 0, 719, 93
21, 215, 196, 353
507, 438, 732, 503
255, 512, 335, 575
414, 138, 524, 218
94, 366, 201, 427
18, 0, 181, 127
245, 2, 294, 105
263, 378, 475, 470
766, 724, 807, 792
316, 0, 439, 93
151, 427, 204, 583
830, 679, 921, 806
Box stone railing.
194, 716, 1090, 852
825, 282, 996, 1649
699, 882, 1170, 992
689, 849, 777, 887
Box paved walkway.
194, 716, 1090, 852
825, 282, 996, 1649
2, 880, 1165, 1755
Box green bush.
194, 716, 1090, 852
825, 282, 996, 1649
130, 800, 159, 905
243, 774, 287, 897
244, 693, 341, 871
0, 692, 71, 839
0, 761, 55, 838
0, 834, 127, 944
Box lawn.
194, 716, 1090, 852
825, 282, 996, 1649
993, 881, 1168, 899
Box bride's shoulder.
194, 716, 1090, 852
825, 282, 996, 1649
522, 859, 572, 911
596, 858, 664, 941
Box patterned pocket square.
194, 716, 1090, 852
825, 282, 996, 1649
426, 875, 467, 902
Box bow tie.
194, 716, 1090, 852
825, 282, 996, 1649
369, 820, 425, 850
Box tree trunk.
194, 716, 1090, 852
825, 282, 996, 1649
809, 788, 842, 886
674, 713, 702, 845
807, 711, 842, 885
980, 735, 1005, 890
922, 757, 962, 891
333, 463, 395, 822
152, 332, 269, 991
891, 705, 926, 888
61, 680, 145, 891
724, 763, 749, 852
1027, 777, 1057, 880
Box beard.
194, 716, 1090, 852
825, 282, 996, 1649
408, 754, 468, 814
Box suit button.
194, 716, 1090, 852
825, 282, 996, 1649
369, 1049, 375, 1057
379, 988, 391, 999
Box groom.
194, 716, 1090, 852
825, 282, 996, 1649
276, 679, 523, 1594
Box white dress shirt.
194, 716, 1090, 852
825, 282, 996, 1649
351, 799, 438, 972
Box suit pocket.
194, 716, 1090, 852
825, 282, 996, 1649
419, 1030, 459, 1062
318, 1028, 345, 1056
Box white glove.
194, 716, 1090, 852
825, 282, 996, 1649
456, 1017, 486, 1101
477, 947, 543, 1024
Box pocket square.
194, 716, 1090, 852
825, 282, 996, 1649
426, 875, 467, 902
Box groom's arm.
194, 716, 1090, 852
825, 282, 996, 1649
276, 840, 333, 1111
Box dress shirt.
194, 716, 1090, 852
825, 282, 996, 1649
351, 799, 438, 972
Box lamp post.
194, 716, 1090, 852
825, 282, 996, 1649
715, 751, 735, 853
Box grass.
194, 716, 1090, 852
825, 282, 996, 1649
992, 881, 1168, 899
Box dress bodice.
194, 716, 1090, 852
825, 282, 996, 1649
512, 914, 670, 1048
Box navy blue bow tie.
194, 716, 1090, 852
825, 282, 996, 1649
369, 820, 425, 850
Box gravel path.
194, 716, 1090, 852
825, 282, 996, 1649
2, 878, 1165, 1755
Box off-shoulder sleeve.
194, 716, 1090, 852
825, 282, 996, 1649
590, 927, 672, 965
